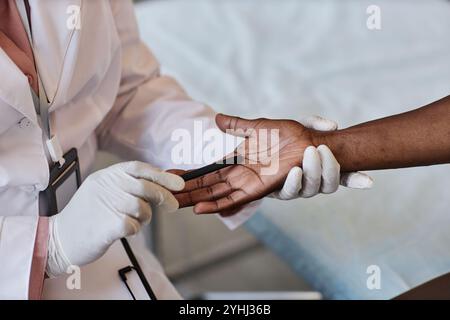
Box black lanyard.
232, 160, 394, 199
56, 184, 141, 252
119, 239, 158, 300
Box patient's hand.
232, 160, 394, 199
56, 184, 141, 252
174, 113, 317, 214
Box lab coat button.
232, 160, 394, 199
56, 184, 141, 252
18, 118, 32, 129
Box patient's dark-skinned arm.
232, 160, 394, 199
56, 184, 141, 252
313, 95, 450, 172
175, 95, 450, 214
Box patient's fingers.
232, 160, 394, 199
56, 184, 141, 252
298, 146, 321, 198
193, 190, 251, 214
182, 166, 234, 192
175, 182, 233, 208
219, 206, 243, 218
215, 114, 258, 136
317, 145, 340, 194
166, 169, 187, 176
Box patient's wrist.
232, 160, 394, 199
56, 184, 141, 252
311, 129, 334, 149
312, 128, 373, 172
311, 129, 352, 171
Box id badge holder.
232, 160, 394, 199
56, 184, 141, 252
43, 148, 81, 216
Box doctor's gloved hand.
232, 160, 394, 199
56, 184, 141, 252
270, 115, 373, 200
46, 161, 185, 278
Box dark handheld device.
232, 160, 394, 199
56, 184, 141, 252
181, 155, 243, 182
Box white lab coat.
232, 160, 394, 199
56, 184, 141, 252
0, 0, 244, 299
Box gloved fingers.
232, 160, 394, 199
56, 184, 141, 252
122, 216, 142, 237
317, 145, 340, 194
119, 161, 185, 192
298, 115, 338, 131
272, 166, 303, 200
126, 179, 180, 214
113, 194, 143, 235
136, 198, 152, 225
119, 195, 153, 225
298, 146, 322, 198
340, 172, 374, 189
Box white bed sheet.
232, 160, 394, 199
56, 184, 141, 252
135, 0, 450, 299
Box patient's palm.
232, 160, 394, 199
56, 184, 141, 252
175, 114, 315, 214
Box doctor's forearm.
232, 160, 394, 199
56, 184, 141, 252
312, 95, 450, 172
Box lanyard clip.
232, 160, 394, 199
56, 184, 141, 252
46, 136, 66, 167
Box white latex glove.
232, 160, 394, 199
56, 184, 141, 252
271, 115, 373, 200
46, 161, 185, 278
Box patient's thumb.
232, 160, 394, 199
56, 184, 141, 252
216, 113, 259, 137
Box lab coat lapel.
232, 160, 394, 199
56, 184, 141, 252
27, 0, 83, 108
0, 48, 38, 125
